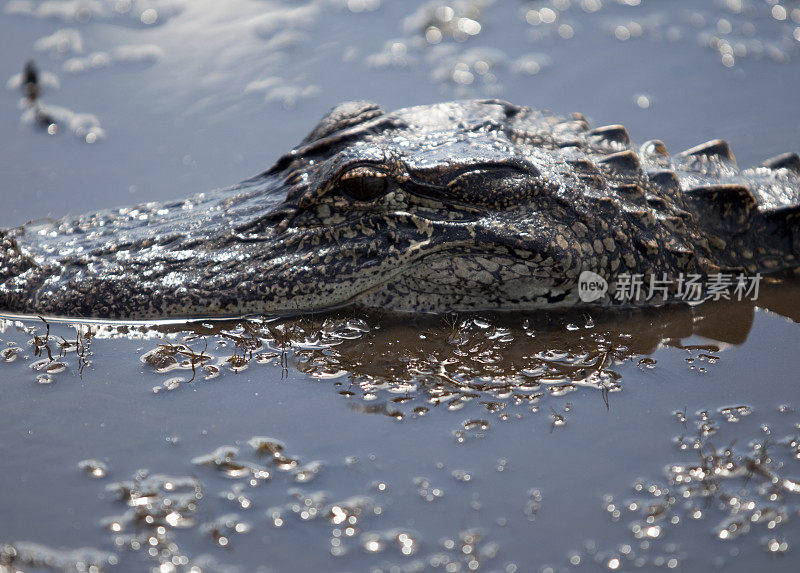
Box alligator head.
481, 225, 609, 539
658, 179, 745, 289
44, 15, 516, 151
1, 99, 799, 319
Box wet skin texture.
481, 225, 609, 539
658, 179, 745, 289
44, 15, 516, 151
0, 99, 799, 319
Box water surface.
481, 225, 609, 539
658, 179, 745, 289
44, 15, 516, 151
2, 0, 800, 571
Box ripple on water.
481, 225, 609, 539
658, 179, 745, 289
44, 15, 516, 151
596, 404, 800, 567
191, 445, 271, 482
0, 280, 797, 570
0, 542, 118, 572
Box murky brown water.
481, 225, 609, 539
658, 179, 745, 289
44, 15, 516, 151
2, 0, 800, 571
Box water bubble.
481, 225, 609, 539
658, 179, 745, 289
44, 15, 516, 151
140, 8, 158, 25
463, 419, 489, 431
716, 516, 750, 540
249, 436, 286, 456
525, 489, 542, 519
36, 373, 55, 384
293, 461, 323, 483
2, 347, 20, 362
46, 361, 66, 374
558, 24, 574, 39
614, 26, 631, 41
413, 477, 444, 502
78, 459, 108, 478
525, 10, 542, 26
540, 8, 557, 24
764, 537, 790, 554
362, 532, 383, 552
203, 513, 250, 546
772, 5, 788, 21
426, 26, 443, 44
719, 405, 752, 423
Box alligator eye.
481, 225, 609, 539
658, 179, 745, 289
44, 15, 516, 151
338, 167, 388, 202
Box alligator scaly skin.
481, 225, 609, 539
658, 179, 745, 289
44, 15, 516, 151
0, 100, 798, 318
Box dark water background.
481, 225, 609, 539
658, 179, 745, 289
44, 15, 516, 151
1, 0, 800, 571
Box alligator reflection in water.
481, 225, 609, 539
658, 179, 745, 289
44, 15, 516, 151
136, 277, 795, 413
23, 275, 770, 426
3, 277, 798, 416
